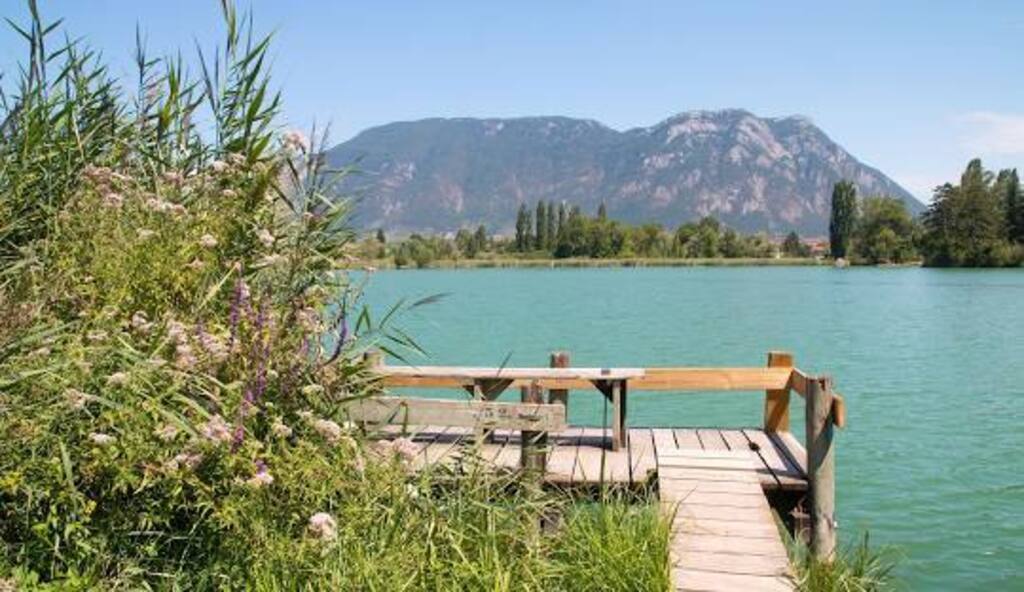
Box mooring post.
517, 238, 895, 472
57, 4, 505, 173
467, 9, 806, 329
521, 381, 548, 476
548, 351, 570, 408
806, 374, 836, 560
764, 351, 793, 432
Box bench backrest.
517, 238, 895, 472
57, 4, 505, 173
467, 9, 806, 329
344, 396, 567, 432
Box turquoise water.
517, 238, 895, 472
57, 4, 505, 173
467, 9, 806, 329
362, 267, 1024, 590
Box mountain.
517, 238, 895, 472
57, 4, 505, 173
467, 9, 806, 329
325, 109, 923, 235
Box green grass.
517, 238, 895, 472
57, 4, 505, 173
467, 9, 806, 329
790, 534, 900, 592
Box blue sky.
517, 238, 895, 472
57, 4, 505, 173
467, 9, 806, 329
3, 1, 1023, 202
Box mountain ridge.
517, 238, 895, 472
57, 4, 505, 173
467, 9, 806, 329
326, 109, 922, 235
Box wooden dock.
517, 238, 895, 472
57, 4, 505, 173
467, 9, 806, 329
375, 425, 807, 491
356, 351, 845, 591
660, 449, 794, 591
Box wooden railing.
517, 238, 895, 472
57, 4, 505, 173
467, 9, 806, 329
363, 350, 844, 559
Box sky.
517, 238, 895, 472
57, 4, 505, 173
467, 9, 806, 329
2, 1, 1023, 203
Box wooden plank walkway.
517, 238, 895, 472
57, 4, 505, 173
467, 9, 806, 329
658, 449, 794, 592
372, 426, 808, 490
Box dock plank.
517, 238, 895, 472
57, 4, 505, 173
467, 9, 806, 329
674, 428, 704, 450
672, 569, 793, 592
659, 448, 794, 591
697, 429, 730, 450
628, 427, 658, 484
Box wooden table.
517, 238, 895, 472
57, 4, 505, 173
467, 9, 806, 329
379, 366, 645, 450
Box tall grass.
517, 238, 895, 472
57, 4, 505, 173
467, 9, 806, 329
790, 534, 900, 592
0, 3, 671, 590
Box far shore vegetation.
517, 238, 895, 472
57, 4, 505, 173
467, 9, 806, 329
359, 158, 1023, 271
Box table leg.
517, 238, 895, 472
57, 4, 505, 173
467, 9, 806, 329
611, 380, 626, 451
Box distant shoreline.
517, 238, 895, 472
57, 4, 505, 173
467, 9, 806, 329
359, 257, 827, 270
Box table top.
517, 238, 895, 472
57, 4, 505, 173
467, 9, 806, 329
379, 366, 645, 381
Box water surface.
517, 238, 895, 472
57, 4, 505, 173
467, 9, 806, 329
363, 267, 1024, 590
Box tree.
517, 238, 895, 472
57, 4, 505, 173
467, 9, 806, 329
375, 228, 386, 244
829, 181, 857, 259
535, 200, 547, 250
514, 204, 532, 252
473, 224, 488, 254
782, 231, 810, 258
921, 159, 1018, 267
997, 168, 1024, 243
546, 202, 556, 251
556, 202, 566, 242
854, 197, 917, 264
555, 207, 587, 258
597, 202, 608, 221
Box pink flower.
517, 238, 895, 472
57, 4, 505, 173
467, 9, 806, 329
391, 437, 419, 462
199, 234, 218, 249
256, 228, 275, 248
106, 372, 129, 387
89, 432, 116, 446
201, 414, 233, 444
131, 311, 153, 334
167, 452, 203, 471
220, 188, 238, 198
272, 420, 293, 438
162, 171, 184, 185
210, 160, 229, 173
166, 321, 188, 344
153, 424, 180, 441
245, 461, 274, 488
312, 418, 343, 444
65, 388, 92, 410
102, 192, 123, 208
282, 130, 309, 154
307, 512, 337, 541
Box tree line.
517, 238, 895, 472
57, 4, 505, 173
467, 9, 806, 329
829, 158, 1024, 267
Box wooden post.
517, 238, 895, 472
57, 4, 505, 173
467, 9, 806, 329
611, 379, 626, 452
548, 351, 570, 407
521, 381, 548, 475
806, 374, 836, 560
363, 349, 384, 369
764, 351, 793, 432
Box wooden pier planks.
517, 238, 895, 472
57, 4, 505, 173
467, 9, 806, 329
658, 449, 795, 592
366, 426, 808, 491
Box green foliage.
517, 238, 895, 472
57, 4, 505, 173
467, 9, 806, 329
0, 4, 679, 590
921, 159, 1023, 267
997, 168, 1024, 243
535, 200, 549, 250
830, 181, 858, 259
791, 534, 899, 592
853, 197, 918, 264
515, 204, 533, 252
782, 231, 811, 258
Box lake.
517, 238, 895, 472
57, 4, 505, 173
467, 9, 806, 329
363, 266, 1024, 590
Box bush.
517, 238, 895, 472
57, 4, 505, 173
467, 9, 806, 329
0, 4, 670, 590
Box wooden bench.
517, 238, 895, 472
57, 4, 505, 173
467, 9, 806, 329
344, 388, 568, 472
372, 364, 643, 451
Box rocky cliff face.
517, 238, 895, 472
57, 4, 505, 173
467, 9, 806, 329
326, 109, 921, 234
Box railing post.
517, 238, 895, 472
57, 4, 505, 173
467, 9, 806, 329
764, 351, 793, 432
806, 374, 836, 560
548, 351, 570, 408
520, 381, 547, 475
363, 349, 384, 369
